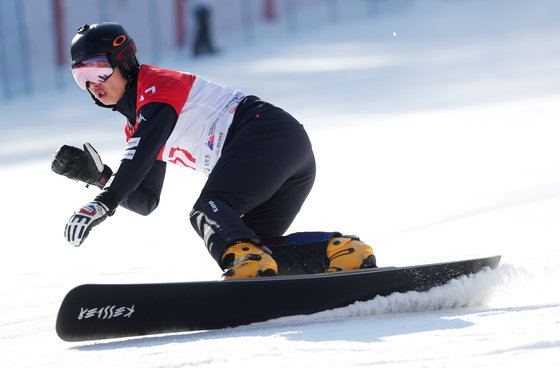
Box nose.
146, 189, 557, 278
87, 81, 102, 91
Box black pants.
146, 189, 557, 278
190, 96, 316, 266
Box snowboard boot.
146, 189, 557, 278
221, 241, 278, 279
326, 236, 377, 272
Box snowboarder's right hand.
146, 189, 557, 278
51, 143, 113, 189
65, 202, 110, 247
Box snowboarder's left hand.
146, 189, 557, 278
65, 202, 111, 246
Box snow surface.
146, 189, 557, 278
2, 0, 560, 366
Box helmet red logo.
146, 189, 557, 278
116, 44, 136, 60
113, 35, 126, 47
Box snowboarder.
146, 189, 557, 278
52, 22, 376, 278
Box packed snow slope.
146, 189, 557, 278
1, 0, 560, 367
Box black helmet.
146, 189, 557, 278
70, 22, 139, 81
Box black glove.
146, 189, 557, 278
51, 143, 113, 189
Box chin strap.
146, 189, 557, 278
87, 87, 116, 108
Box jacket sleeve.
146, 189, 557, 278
117, 160, 167, 215
95, 102, 178, 215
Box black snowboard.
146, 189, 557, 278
56, 255, 501, 342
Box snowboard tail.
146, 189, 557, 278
56, 255, 501, 342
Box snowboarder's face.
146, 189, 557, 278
87, 67, 127, 106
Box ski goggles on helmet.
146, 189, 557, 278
71, 55, 114, 90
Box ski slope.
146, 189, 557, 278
2, 0, 560, 366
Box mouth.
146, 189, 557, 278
95, 90, 107, 100
88, 84, 108, 101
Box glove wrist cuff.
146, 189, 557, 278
94, 191, 118, 215
90, 165, 113, 189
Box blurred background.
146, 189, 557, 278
0, 0, 393, 100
